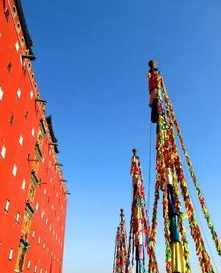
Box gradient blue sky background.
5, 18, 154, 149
22, 0, 221, 272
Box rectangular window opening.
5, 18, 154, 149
15, 239, 29, 272
35, 143, 42, 161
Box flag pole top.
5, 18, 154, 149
132, 148, 137, 156
120, 209, 124, 220
148, 59, 158, 70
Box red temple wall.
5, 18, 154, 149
0, 1, 68, 272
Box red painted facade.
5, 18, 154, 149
0, 1, 68, 272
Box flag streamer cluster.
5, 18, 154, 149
113, 60, 221, 273
113, 209, 128, 273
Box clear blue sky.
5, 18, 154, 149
23, 0, 221, 272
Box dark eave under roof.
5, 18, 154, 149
46, 116, 59, 154
15, 0, 34, 54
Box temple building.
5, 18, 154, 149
0, 1, 68, 272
